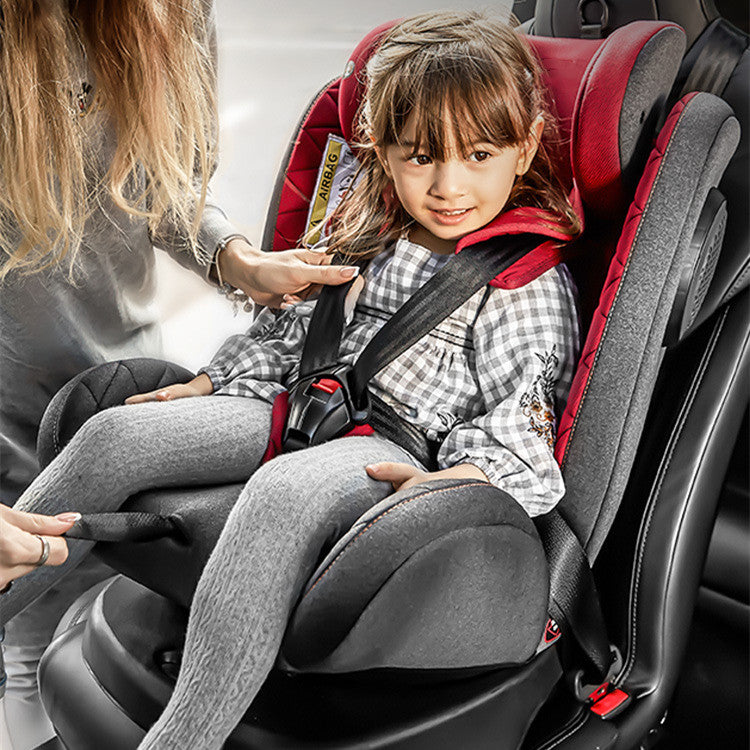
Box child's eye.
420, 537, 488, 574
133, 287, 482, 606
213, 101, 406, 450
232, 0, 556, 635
408, 154, 433, 166
469, 151, 492, 163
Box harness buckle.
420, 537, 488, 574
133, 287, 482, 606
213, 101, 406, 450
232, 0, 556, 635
282, 365, 370, 452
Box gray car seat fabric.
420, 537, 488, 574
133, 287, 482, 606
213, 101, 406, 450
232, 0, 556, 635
280, 479, 548, 672
560, 93, 739, 557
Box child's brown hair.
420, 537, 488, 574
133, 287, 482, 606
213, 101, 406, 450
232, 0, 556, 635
325, 10, 581, 261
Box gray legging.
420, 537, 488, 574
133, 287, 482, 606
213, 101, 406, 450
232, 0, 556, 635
6, 395, 423, 748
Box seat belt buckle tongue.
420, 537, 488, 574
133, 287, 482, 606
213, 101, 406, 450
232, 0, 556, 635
589, 684, 631, 720
572, 645, 630, 720
282, 365, 370, 452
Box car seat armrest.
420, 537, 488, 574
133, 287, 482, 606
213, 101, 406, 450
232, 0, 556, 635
280, 478, 550, 672
37, 358, 194, 469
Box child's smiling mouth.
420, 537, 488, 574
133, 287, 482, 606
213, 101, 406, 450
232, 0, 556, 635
429, 207, 474, 224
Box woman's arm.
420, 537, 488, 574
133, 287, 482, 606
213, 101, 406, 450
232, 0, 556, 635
217, 238, 359, 308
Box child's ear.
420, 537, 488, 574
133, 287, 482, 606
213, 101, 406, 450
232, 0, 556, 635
516, 115, 545, 176
375, 145, 393, 180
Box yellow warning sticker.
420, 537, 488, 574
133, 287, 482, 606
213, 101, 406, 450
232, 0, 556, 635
304, 134, 360, 246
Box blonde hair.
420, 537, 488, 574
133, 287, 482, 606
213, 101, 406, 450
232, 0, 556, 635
0, 0, 217, 279
326, 11, 581, 261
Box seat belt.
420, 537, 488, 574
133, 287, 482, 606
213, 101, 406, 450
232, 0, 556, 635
535, 510, 621, 693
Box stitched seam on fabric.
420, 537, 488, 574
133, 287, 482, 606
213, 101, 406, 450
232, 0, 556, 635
620, 307, 727, 685
119, 360, 141, 395
560, 99, 689, 471
539, 708, 588, 749
303, 482, 489, 598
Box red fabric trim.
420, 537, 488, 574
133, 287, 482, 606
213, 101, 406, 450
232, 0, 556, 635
571, 21, 682, 217
261, 390, 290, 463
527, 36, 602, 189
272, 82, 344, 251
554, 94, 696, 465
345, 424, 375, 437
454, 184, 584, 289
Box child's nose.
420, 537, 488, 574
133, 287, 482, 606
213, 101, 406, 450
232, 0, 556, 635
429, 161, 467, 200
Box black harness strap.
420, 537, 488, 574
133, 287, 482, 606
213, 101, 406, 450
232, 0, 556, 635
535, 510, 616, 687
298, 254, 360, 379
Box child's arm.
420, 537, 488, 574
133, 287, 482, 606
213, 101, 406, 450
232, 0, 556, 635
125, 373, 214, 404
124, 301, 316, 405
435, 269, 579, 517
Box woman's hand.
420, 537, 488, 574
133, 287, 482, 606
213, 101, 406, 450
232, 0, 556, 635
0, 506, 79, 590
218, 238, 359, 308
365, 462, 490, 493
124, 373, 213, 404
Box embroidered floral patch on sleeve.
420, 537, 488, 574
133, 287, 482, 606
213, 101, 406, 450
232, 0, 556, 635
520, 346, 559, 449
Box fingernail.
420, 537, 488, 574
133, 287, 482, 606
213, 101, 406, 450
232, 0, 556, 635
342, 267, 359, 278
56, 512, 81, 523
366, 464, 378, 472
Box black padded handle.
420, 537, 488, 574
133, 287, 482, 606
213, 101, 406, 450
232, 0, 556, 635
37, 358, 194, 469
65, 512, 188, 543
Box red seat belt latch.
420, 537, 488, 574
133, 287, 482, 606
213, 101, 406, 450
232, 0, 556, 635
311, 378, 342, 394
589, 683, 631, 720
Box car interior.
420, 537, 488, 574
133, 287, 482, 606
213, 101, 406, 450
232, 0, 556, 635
32, 1, 748, 748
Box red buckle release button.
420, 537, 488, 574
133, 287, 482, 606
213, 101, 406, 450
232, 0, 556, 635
590, 687, 631, 720
311, 378, 341, 395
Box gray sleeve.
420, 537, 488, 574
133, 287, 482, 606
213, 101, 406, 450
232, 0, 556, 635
437, 268, 580, 517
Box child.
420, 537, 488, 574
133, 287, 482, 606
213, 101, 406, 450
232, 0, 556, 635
6, 11, 581, 748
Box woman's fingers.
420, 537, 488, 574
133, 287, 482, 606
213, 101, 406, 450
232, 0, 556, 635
0, 510, 73, 588
2, 505, 79, 535
366, 462, 424, 490
296, 262, 359, 286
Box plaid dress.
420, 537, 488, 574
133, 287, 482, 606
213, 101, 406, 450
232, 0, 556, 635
202, 237, 580, 516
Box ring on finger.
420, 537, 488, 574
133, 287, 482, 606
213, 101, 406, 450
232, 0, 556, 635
33, 535, 50, 567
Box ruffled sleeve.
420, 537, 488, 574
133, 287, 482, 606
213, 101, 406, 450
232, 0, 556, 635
199, 300, 315, 403
437, 266, 579, 517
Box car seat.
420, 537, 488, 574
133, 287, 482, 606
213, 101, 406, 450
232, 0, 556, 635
517, 2, 749, 747
34, 17, 745, 750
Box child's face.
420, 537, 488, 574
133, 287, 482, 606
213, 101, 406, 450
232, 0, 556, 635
380, 115, 543, 254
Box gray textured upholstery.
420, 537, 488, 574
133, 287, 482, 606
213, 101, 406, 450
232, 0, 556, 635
559, 93, 740, 556
281, 478, 548, 672
619, 26, 685, 192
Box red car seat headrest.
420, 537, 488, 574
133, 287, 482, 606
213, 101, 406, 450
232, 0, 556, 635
337, 19, 685, 219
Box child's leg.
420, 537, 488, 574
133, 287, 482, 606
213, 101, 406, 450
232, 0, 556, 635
139, 434, 423, 750
2, 395, 272, 625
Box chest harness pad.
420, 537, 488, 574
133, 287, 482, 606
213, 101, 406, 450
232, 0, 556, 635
279, 233, 547, 467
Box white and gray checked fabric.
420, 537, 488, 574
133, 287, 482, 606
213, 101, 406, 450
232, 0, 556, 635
201, 237, 580, 516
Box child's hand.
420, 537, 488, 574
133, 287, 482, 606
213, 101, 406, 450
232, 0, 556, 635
125, 373, 213, 404
366, 462, 489, 493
